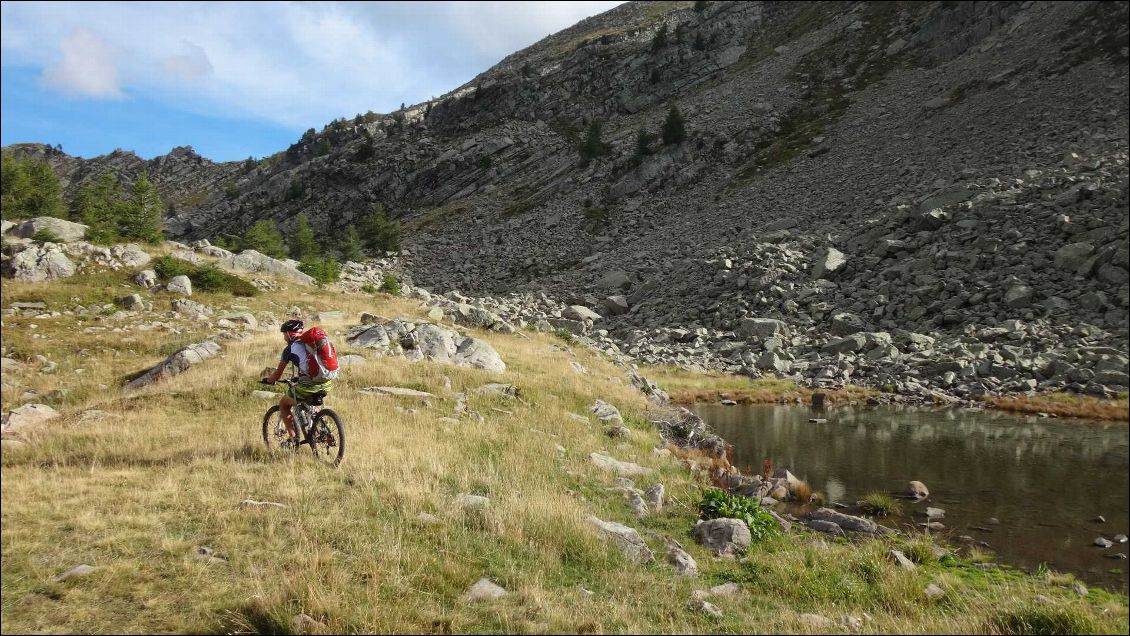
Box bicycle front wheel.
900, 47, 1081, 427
309, 409, 345, 467
262, 405, 291, 453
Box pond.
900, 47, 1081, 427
692, 403, 1130, 592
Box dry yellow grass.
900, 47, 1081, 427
2, 264, 1127, 634
983, 393, 1130, 422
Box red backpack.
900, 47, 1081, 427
298, 326, 339, 380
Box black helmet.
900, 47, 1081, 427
281, 319, 304, 333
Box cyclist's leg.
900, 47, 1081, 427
279, 387, 298, 439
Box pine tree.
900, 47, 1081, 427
340, 224, 363, 262
288, 213, 318, 261
662, 104, 686, 145
0, 155, 66, 220
120, 174, 164, 243
73, 172, 125, 243
579, 118, 610, 164
359, 203, 401, 254
651, 23, 668, 52
636, 129, 656, 157
243, 219, 287, 258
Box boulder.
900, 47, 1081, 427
591, 399, 623, 423
737, 318, 790, 339
124, 341, 222, 391
1, 244, 76, 281
345, 319, 505, 372
1, 403, 59, 440
694, 518, 751, 556
133, 269, 158, 288
589, 452, 653, 476
667, 543, 698, 576
587, 516, 654, 564
806, 508, 892, 535
563, 305, 602, 322
598, 270, 632, 290
12, 217, 89, 242
217, 249, 316, 285
603, 295, 630, 315
905, 481, 930, 500
166, 275, 193, 297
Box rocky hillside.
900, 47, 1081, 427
5, 1, 1129, 398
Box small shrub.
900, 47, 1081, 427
698, 488, 782, 543
991, 605, 1100, 635
31, 228, 63, 243
379, 272, 401, 295
861, 493, 902, 516
360, 283, 377, 294
152, 255, 194, 280
553, 328, 576, 344
789, 479, 812, 502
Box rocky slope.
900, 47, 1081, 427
4, 1, 1128, 398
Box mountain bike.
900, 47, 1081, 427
259, 378, 345, 467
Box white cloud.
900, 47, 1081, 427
39, 28, 124, 99
3, 1, 624, 129
161, 41, 213, 81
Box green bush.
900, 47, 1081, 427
31, 229, 63, 243
299, 257, 342, 285
360, 283, 378, 294
151, 256, 258, 297
379, 272, 401, 295
152, 255, 195, 280
861, 493, 902, 517
553, 328, 575, 344
698, 488, 782, 543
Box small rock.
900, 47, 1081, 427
710, 582, 740, 597
192, 546, 227, 564
293, 613, 325, 633
889, 549, 917, 571
252, 390, 277, 399
904, 480, 929, 500
666, 543, 698, 576
1115, 534, 1128, 544
53, 564, 97, 582
798, 614, 835, 629
1094, 537, 1114, 548
239, 499, 287, 510
1093, 515, 1107, 523
416, 512, 440, 525
688, 599, 722, 618
464, 577, 507, 602
925, 507, 945, 519
1072, 582, 1088, 596
454, 494, 489, 510
924, 583, 945, 600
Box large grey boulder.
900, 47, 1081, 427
563, 305, 602, 322
1, 403, 59, 440
587, 516, 654, 564
737, 318, 790, 339
124, 341, 222, 391
1054, 243, 1095, 274
1, 243, 76, 281
345, 319, 505, 372
217, 249, 316, 285
166, 275, 193, 296
12, 217, 89, 242
694, 518, 752, 556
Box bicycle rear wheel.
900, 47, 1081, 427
309, 409, 345, 467
261, 405, 293, 453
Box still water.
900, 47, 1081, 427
692, 404, 1130, 591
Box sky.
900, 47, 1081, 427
0, 1, 623, 162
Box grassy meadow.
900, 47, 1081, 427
1, 261, 1127, 634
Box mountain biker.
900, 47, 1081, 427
262, 319, 333, 445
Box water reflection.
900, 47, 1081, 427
693, 404, 1130, 592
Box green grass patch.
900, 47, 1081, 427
151, 255, 258, 297
861, 492, 902, 517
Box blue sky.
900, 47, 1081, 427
1, 1, 622, 163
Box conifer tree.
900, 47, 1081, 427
73, 172, 124, 243
243, 219, 286, 258
360, 203, 400, 254
120, 175, 164, 243
340, 224, 363, 262
288, 213, 318, 261
662, 104, 686, 145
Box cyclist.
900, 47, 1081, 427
262, 319, 333, 446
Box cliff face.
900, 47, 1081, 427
6, 2, 1129, 344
